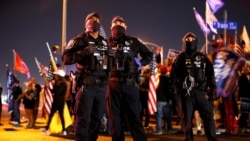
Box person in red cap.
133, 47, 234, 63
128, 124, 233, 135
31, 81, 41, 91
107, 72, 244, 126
62, 12, 111, 141
106, 16, 152, 141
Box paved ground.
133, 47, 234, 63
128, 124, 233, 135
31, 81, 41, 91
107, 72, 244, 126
0, 104, 249, 141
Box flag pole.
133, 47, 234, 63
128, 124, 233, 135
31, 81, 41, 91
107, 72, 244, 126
34, 57, 41, 71
46, 42, 58, 71
12, 50, 15, 72
160, 46, 163, 65
234, 30, 237, 48
205, 2, 208, 54
61, 0, 67, 70
12, 50, 18, 76
223, 10, 227, 47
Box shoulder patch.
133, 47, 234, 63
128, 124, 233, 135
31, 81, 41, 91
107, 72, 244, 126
65, 40, 76, 49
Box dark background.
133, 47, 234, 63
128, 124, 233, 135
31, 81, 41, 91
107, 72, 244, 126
0, 0, 249, 92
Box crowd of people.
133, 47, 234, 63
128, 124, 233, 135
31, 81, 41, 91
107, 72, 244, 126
3, 71, 74, 133
6, 78, 41, 128
0, 11, 249, 141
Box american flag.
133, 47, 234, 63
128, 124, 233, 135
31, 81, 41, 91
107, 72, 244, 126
34, 57, 49, 79
148, 54, 159, 115
43, 61, 54, 115
234, 44, 246, 57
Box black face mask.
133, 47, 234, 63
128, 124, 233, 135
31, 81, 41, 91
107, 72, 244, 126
185, 41, 197, 54
111, 25, 125, 39
86, 21, 100, 32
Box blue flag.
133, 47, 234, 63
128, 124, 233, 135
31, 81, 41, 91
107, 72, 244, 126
5, 66, 19, 111
213, 47, 245, 97
6, 67, 18, 90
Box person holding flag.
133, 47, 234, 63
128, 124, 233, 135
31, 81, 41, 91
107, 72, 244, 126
213, 40, 246, 135
5, 65, 20, 123
10, 79, 23, 126
170, 32, 218, 141
41, 69, 67, 135
154, 63, 174, 135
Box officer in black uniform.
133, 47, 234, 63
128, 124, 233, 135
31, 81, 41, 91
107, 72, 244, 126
62, 12, 110, 141
106, 16, 152, 141
170, 32, 218, 141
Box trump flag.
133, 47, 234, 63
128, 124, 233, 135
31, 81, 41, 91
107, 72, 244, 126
213, 47, 245, 97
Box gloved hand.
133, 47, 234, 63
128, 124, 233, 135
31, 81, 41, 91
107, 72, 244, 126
76, 45, 97, 56
134, 57, 142, 70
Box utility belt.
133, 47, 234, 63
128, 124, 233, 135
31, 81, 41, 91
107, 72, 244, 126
110, 77, 135, 85
76, 67, 107, 88
82, 75, 107, 87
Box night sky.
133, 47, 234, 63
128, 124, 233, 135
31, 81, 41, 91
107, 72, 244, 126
0, 0, 250, 89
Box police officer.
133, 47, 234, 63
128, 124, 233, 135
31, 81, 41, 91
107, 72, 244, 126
62, 12, 110, 141
106, 16, 152, 141
170, 32, 218, 141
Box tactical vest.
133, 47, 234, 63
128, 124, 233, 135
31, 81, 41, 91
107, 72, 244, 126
110, 37, 136, 75
184, 53, 207, 89
84, 39, 109, 71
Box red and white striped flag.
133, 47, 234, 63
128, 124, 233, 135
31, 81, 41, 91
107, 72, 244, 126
148, 54, 159, 115
43, 61, 54, 115
234, 44, 246, 57
34, 57, 49, 79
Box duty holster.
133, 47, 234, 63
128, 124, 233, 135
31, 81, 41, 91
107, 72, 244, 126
83, 75, 107, 87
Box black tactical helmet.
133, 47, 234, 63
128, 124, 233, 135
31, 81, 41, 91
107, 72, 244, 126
111, 16, 125, 23
85, 12, 101, 22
